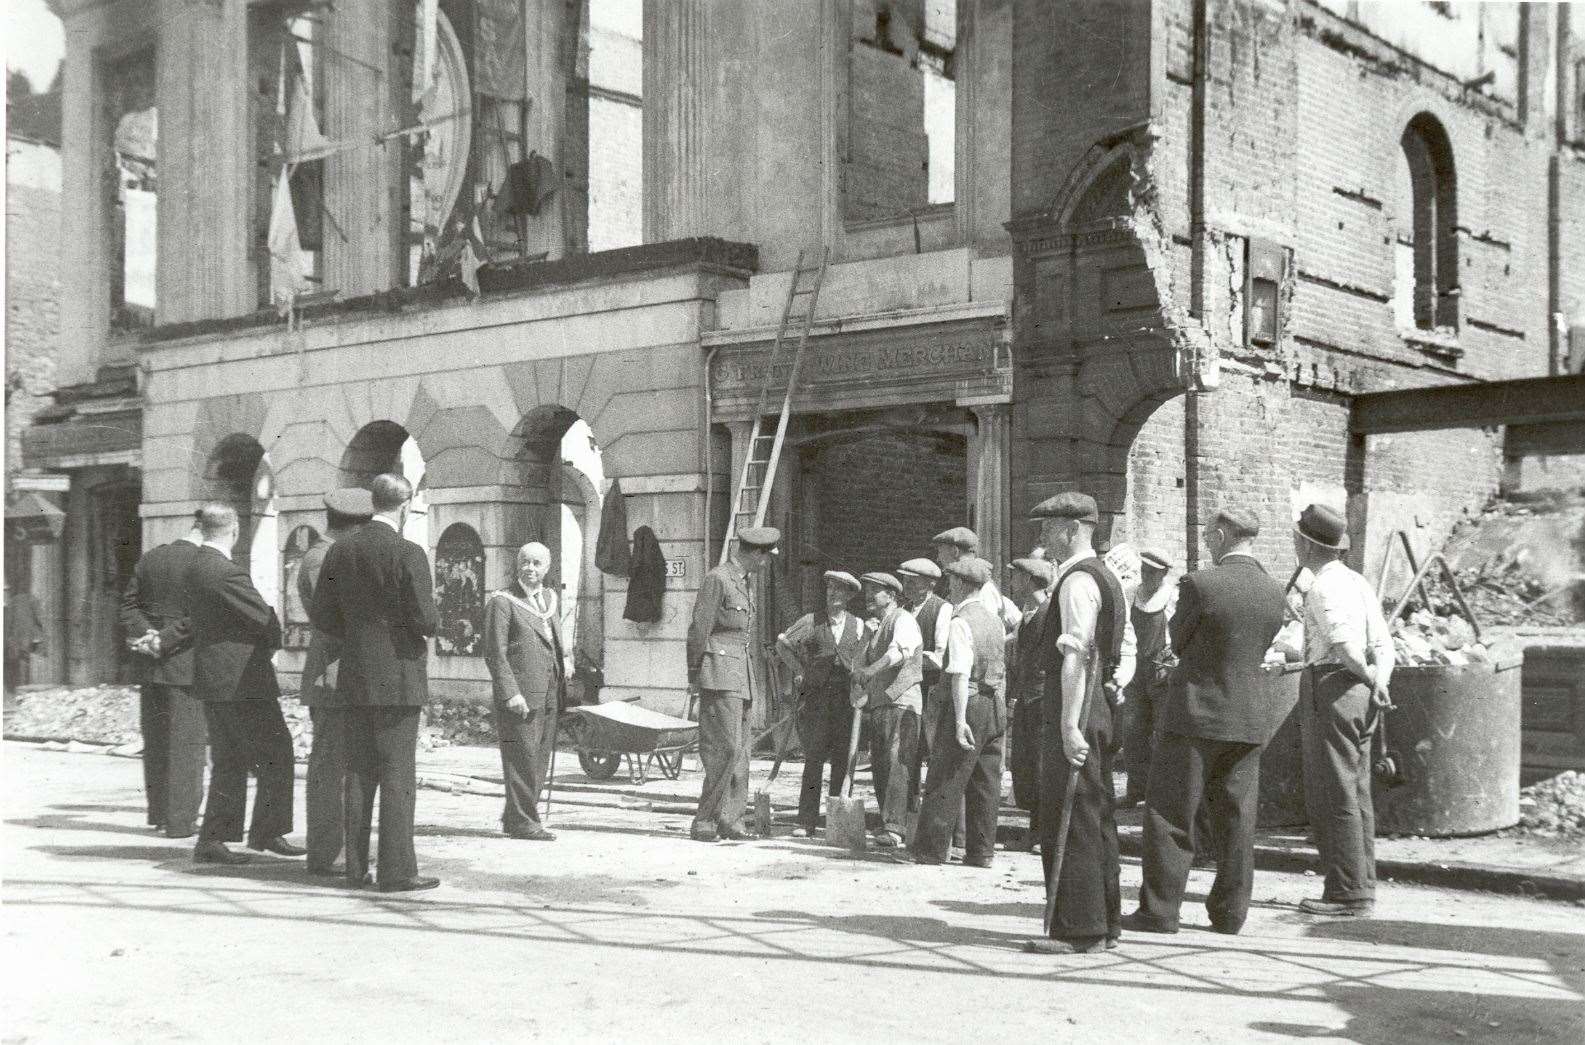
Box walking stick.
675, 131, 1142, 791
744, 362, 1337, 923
1042, 647, 1101, 936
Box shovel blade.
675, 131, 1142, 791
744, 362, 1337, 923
826, 796, 867, 852
752, 791, 774, 835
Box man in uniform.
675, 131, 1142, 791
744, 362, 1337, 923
296, 488, 374, 875
121, 516, 207, 838
687, 526, 780, 842
933, 527, 1020, 633
775, 570, 864, 837
853, 571, 923, 848
1120, 546, 1179, 809
1294, 503, 1394, 917
910, 557, 1007, 867
1026, 493, 1127, 954
484, 542, 569, 842
310, 473, 441, 892
1124, 510, 1286, 935
1006, 556, 1054, 848
899, 558, 951, 825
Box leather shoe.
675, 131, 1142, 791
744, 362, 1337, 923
248, 836, 306, 857
961, 854, 994, 868
689, 821, 719, 843
1299, 897, 1375, 917
506, 826, 557, 841
376, 875, 441, 893
1207, 921, 1243, 935
193, 840, 251, 865
717, 822, 753, 841
1022, 936, 1109, 955
1120, 911, 1179, 934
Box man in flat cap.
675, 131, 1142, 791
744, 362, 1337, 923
933, 527, 1021, 634
1120, 545, 1180, 810
899, 557, 952, 826
1006, 556, 1054, 848
687, 526, 780, 842
1026, 492, 1127, 954
1125, 509, 1286, 936
1292, 503, 1393, 917
853, 571, 924, 847
910, 557, 1007, 866
297, 488, 374, 874
776, 570, 865, 837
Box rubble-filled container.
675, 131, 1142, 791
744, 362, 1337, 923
1258, 663, 1306, 828
1372, 649, 1524, 837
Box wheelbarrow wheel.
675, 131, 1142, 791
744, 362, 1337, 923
578, 749, 621, 780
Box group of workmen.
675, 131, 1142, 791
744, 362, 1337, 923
688, 495, 1392, 952
124, 466, 1393, 948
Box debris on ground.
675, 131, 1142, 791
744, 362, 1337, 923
1442, 493, 1585, 629
1516, 771, 1585, 839
1389, 607, 1496, 667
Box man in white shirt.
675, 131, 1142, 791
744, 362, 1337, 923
900, 557, 956, 838
853, 572, 924, 848
1294, 504, 1394, 917
932, 527, 1021, 633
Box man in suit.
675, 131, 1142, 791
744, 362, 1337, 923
483, 542, 569, 841
296, 488, 374, 875
172, 503, 299, 865
686, 526, 779, 843
121, 516, 208, 837
775, 570, 865, 838
1124, 509, 1287, 935
309, 473, 441, 891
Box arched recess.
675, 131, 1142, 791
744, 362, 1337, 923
338, 420, 430, 552
201, 433, 280, 612
1397, 112, 1458, 331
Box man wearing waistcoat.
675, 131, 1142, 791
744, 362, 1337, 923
1006, 556, 1054, 847
899, 557, 952, 826
1026, 493, 1127, 955
687, 526, 780, 842
933, 527, 1021, 633
776, 570, 865, 837
1120, 547, 1180, 809
484, 542, 570, 842
910, 557, 1007, 867
853, 571, 924, 848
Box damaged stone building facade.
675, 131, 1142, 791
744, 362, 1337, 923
20, 0, 1585, 715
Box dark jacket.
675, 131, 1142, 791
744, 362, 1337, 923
687, 560, 754, 696
121, 539, 201, 688
1164, 553, 1287, 745
624, 524, 664, 623
594, 478, 631, 577
309, 520, 439, 707
178, 545, 282, 703
783, 609, 864, 708
1009, 597, 1052, 705
296, 536, 340, 706
482, 583, 567, 711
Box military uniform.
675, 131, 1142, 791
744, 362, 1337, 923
687, 527, 778, 840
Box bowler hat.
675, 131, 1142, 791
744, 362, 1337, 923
323, 488, 375, 518
897, 557, 942, 580
930, 526, 980, 552
860, 571, 903, 594
1011, 556, 1054, 586
1031, 492, 1099, 524
1295, 504, 1349, 551
945, 557, 992, 586
822, 570, 861, 592
738, 526, 781, 551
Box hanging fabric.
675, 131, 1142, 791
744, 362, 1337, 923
475, 0, 527, 101
269, 164, 310, 316
624, 526, 666, 624
594, 479, 632, 577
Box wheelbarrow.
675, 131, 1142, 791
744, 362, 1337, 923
564, 699, 700, 785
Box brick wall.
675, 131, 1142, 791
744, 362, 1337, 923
588, 94, 642, 252
846, 40, 928, 222
5, 139, 62, 488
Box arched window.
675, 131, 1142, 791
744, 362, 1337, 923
1400, 114, 1458, 331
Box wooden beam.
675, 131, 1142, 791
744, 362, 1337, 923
1506, 421, 1585, 458
1350, 375, 1585, 435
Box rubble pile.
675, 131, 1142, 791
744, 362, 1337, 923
4, 685, 143, 746
1389, 607, 1497, 667
421, 699, 493, 748
1456, 556, 1581, 628
1517, 771, 1585, 839
1445, 494, 1585, 628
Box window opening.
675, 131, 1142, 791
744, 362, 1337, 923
582, 0, 642, 252
106, 47, 156, 332
1399, 114, 1458, 332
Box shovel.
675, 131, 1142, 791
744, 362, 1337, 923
752, 660, 801, 835
825, 700, 868, 852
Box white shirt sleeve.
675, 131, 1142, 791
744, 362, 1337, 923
1113, 612, 1137, 690
944, 616, 974, 676
887, 609, 923, 660
1056, 571, 1102, 658
931, 602, 953, 652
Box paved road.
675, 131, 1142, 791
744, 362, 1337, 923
4, 743, 1582, 1044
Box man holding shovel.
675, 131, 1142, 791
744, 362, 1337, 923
1025, 493, 1128, 955
852, 572, 925, 849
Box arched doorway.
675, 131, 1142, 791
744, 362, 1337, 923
203, 433, 278, 610
338, 420, 429, 552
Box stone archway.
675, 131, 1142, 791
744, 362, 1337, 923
200, 433, 279, 610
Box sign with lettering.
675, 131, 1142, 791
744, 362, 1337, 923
664, 558, 687, 578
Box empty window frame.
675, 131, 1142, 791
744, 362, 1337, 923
1399, 114, 1458, 331
104, 47, 157, 333
581, 0, 642, 253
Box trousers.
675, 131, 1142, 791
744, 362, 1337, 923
1137, 732, 1262, 931
1123, 676, 1164, 801
912, 692, 1003, 863
344, 705, 421, 886
694, 692, 750, 830
866, 704, 919, 837
305, 706, 348, 869
498, 704, 557, 832
1300, 665, 1377, 903
140, 683, 208, 836
918, 685, 967, 845
198, 699, 295, 846
1040, 690, 1120, 942
796, 700, 850, 828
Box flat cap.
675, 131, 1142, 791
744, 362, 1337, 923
859, 571, 902, 594
737, 525, 781, 550
324, 488, 375, 518
1137, 545, 1175, 571
930, 526, 980, 552
1212, 507, 1262, 540
822, 570, 861, 592
944, 556, 992, 586
1030, 492, 1099, 524
897, 557, 942, 580
1011, 557, 1054, 586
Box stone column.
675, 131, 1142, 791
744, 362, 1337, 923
968, 401, 1012, 568
642, 0, 710, 242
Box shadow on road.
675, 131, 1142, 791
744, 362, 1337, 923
8, 813, 171, 839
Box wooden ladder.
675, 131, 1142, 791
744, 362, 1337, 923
719, 247, 831, 565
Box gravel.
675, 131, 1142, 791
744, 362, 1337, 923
1518, 771, 1585, 840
